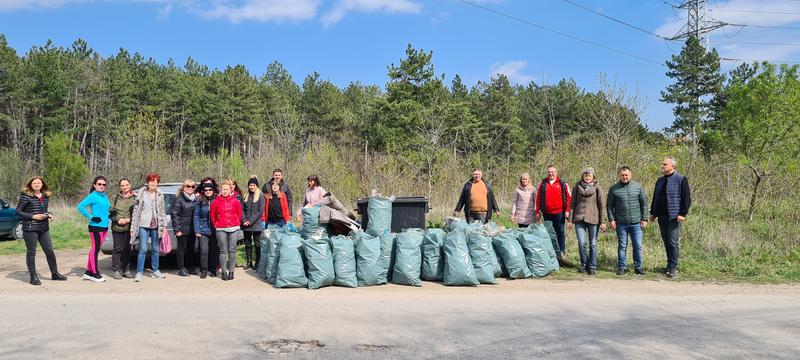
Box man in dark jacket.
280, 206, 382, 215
263, 169, 293, 216
453, 168, 500, 224
171, 181, 197, 277
649, 156, 691, 278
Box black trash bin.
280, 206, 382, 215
356, 196, 429, 232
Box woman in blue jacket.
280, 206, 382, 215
193, 183, 216, 279
76, 176, 111, 282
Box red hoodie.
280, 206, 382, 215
209, 194, 243, 229
535, 177, 572, 215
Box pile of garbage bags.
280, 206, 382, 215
257, 197, 560, 290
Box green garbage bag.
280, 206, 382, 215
366, 196, 393, 237
265, 226, 285, 284
541, 221, 560, 272
257, 229, 270, 279
354, 231, 385, 286
378, 231, 396, 283
491, 230, 531, 279
517, 228, 556, 278
444, 217, 468, 232
275, 233, 308, 288
421, 228, 446, 281
466, 229, 496, 284
392, 229, 424, 286
443, 230, 479, 286
300, 205, 324, 239
330, 235, 357, 288
303, 237, 335, 289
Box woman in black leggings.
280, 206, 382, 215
16, 176, 67, 285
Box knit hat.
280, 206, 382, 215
582, 167, 595, 176
247, 177, 259, 187
201, 183, 215, 190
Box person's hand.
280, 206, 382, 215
640, 220, 648, 228
535, 213, 541, 222
510, 212, 515, 220
600, 223, 607, 232
648, 215, 655, 222
452, 211, 458, 217
176, 231, 183, 237
567, 222, 573, 230
677, 215, 686, 223
47, 213, 53, 221
610, 221, 617, 230
33, 214, 46, 221
565, 212, 570, 219
494, 210, 500, 216
91, 216, 102, 223
195, 233, 201, 238
243, 221, 251, 227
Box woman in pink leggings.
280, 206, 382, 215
76, 176, 111, 282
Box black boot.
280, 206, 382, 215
30, 273, 41, 286
200, 270, 207, 279
51, 272, 67, 281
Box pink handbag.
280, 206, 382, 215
159, 229, 172, 253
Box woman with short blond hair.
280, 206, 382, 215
511, 173, 536, 228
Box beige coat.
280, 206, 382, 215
511, 186, 536, 225
569, 181, 605, 225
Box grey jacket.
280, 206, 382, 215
606, 181, 648, 224
242, 191, 266, 232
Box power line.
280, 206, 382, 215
710, 8, 800, 15
714, 40, 800, 46
721, 57, 800, 64
455, 0, 664, 66
560, 0, 670, 40
727, 23, 800, 30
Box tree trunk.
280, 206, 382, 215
748, 171, 762, 222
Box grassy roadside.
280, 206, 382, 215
3, 204, 797, 284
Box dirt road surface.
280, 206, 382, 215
1, 250, 798, 359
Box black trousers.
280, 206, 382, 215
24, 230, 58, 275
176, 233, 197, 270
243, 231, 261, 266
111, 231, 132, 272
208, 233, 219, 272
658, 217, 682, 271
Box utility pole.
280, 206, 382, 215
667, 0, 727, 49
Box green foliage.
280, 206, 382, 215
42, 133, 88, 198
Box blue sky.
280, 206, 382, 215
2, 0, 799, 130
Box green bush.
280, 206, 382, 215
43, 134, 88, 199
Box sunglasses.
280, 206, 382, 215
96, 183, 107, 187
185, 185, 196, 188
203, 189, 214, 192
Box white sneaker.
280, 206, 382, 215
151, 270, 165, 279
83, 274, 105, 282
134, 272, 143, 282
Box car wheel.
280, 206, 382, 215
13, 222, 23, 240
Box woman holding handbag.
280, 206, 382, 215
130, 172, 167, 282
76, 176, 111, 282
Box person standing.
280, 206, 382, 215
263, 169, 293, 217
242, 176, 265, 270
535, 165, 571, 259
17, 176, 66, 285
210, 180, 243, 281
109, 178, 136, 279
76, 176, 112, 282
197, 177, 219, 277
193, 183, 216, 279
453, 168, 500, 224
606, 166, 649, 275
297, 175, 326, 217
130, 172, 167, 282
649, 157, 691, 278
511, 173, 536, 227
568, 168, 606, 275
172, 179, 197, 277
264, 181, 291, 227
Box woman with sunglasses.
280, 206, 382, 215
172, 179, 197, 277
193, 183, 216, 278
76, 176, 112, 282
130, 172, 167, 282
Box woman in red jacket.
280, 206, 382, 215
209, 180, 243, 281
263, 181, 290, 227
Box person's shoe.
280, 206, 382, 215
82, 273, 94, 281
30, 273, 41, 285
667, 268, 678, 278
134, 272, 143, 282
177, 268, 189, 277
616, 268, 626, 276
210, 271, 217, 278
577, 267, 585, 273
83, 273, 104, 282
229, 271, 234, 280
51, 272, 67, 281
113, 271, 122, 280
123, 270, 133, 278
635, 268, 645, 275
189, 268, 199, 276
93, 274, 106, 282
151, 270, 166, 279
221, 272, 229, 281
587, 268, 596, 275
200, 271, 207, 279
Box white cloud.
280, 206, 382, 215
321, 0, 422, 27
490, 60, 535, 85
202, 0, 320, 23
156, 3, 172, 20
0, 0, 86, 11
655, 0, 800, 64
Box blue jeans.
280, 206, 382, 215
267, 219, 285, 228
136, 227, 160, 273
543, 213, 566, 254
616, 223, 643, 270
574, 222, 599, 270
